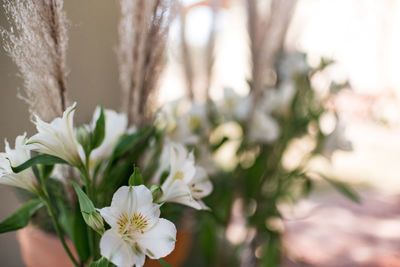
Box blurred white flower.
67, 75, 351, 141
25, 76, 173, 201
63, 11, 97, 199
160, 143, 213, 210
155, 100, 199, 145
151, 140, 173, 184
90, 107, 128, 161
185, 103, 209, 132
99, 185, 176, 267
0, 134, 38, 193
249, 110, 280, 144
321, 117, 352, 159
27, 103, 84, 167
262, 83, 296, 114
219, 88, 251, 121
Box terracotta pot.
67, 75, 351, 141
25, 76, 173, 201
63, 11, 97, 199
17, 225, 191, 267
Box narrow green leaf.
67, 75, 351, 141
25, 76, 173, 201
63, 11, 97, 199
89, 257, 109, 267
42, 164, 55, 178
150, 184, 162, 195
129, 167, 143, 186
71, 181, 104, 234
0, 199, 43, 233
112, 127, 150, 159
11, 154, 68, 173
91, 106, 106, 150
323, 176, 361, 203
71, 181, 96, 214
158, 259, 173, 267
76, 125, 92, 157
72, 204, 90, 262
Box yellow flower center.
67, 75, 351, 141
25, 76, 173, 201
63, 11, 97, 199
130, 213, 148, 230
173, 171, 184, 181
189, 116, 202, 130
117, 212, 149, 236
226, 98, 237, 110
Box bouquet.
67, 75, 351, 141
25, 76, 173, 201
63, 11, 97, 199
0, 0, 356, 266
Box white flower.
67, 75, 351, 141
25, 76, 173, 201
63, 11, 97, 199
156, 100, 201, 145
90, 107, 128, 161
160, 143, 213, 210
219, 88, 251, 121
0, 134, 38, 193
27, 103, 84, 166
151, 140, 173, 184
261, 83, 295, 114
249, 110, 280, 144
99, 185, 176, 267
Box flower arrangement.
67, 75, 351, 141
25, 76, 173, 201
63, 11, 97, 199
0, 0, 357, 267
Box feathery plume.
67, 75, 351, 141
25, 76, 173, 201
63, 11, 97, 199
204, 0, 220, 101
1, 0, 69, 122
118, 0, 177, 127
179, 5, 195, 101
246, 0, 297, 119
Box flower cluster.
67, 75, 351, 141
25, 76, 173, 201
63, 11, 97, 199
0, 103, 214, 267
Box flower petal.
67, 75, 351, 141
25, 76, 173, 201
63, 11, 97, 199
161, 179, 203, 210
109, 186, 135, 217
137, 218, 177, 259
91, 108, 127, 160
28, 103, 83, 166
191, 167, 213, 199
98, 206, 121, 229
100, 229, 144, 267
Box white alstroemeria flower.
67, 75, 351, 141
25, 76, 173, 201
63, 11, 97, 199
160, 143, 213, 210
156, 100, 199, 145
170, 117, 199, 145
27, 103, 84, 167
155, 100, 198, 145
185, 103, 209, 132
99, 185, 176, 267
151, 141, 172, 184
249, 110, 280, 144
0, 134, 38, 193
90, 107, 128, 161
219, 88, 251, 121
261, 83, 296, 114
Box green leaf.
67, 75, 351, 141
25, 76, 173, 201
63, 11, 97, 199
158, 259, 173, 267
11, 154, 69, 173
129, 167, 143, 186
150, 184, 162, 195
71, 181, 104, 234
323, 176, 361, 203
40, 164, 54, 181
91, 106, 106, 150
72, 204, 90, 262
76, 125, 92, 157
89, 257, 110, 267
262, 232, 281, 266
71, 181, 96, 214
0, 199, 43, 233
112, 127, 151, 159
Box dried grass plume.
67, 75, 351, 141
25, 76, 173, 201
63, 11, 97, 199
1, 0, 69, 122
118, 0, 177, 126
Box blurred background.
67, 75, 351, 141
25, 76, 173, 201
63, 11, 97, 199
1, 0, 400, 266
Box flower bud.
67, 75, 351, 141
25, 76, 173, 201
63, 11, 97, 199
87, 212, 105, 234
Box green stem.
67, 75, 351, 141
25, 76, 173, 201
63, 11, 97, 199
38, 170, 80, 266
79, 162, 100, 259
38, 182, 79, 267
45, 199, 80, 267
